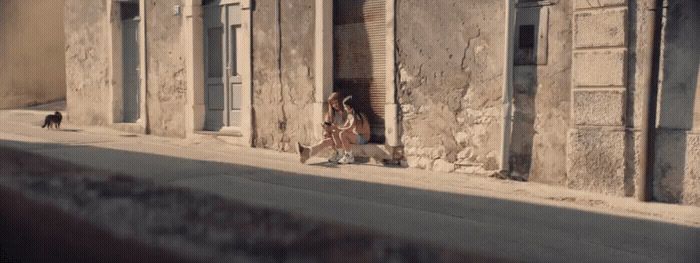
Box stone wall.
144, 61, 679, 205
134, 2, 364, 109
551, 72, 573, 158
146, 0, 188, 137
653, 0, 700, 205
511, 2, 572, 184
0, 0, 66, 109
64, 0, 112, 125
251, 0, 316, 151
567, 0, 631, 196
396, 0, 506, 174
65, 0, 188, 136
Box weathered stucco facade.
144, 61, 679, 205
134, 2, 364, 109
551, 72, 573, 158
0, 0, 66, 109
397, 0, 506, 174
63, 0, 699, 206
64, 0, 113, 125
146, 0, 189, 137
251, 0, 316, 151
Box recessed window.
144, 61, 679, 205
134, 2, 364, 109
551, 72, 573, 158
519, 25, 536, 49
120, 3, 139, 21
202, 0, 218, 6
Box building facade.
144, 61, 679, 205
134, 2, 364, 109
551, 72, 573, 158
64, 0, 700, 205
0, 0, 66, 109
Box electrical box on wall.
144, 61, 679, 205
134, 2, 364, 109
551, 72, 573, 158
515, 2, 550, 65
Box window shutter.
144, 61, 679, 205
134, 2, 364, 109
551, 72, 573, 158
334, 0, 386, 143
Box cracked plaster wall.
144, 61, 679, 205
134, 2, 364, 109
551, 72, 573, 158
145, 0, 187, 137
65, 0, 188, 136
396, 0, 506, 174
251, 0, 315, 152
64, 0, 112, 125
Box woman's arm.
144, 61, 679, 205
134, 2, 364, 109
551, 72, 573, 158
338, 114, 355, 131
324, 111, 333, 123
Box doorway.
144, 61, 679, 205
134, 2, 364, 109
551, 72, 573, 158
121, 2, 140, 123
333, 0, 387, 143
203, 1, 242, 131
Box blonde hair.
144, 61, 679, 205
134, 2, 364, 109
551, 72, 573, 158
326, 92, 343, 122
328, 92, 340, 102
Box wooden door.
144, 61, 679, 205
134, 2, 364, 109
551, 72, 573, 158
204, 2, 242, 131
122, 18, 140, 122
226, 5, 242, 127
204, 4, 225, 130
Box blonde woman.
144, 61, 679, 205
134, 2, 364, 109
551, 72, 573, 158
297, 92, 347, 163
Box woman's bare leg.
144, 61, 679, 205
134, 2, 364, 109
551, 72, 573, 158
331, 130, 343, 150
340, 131, 358, 151
309, 138, 334, 156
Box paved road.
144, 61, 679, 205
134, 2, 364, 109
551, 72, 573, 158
1, 109, 698, 262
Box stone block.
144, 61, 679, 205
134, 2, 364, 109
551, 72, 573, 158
574, 9, 627, 48
683, 134, 700, 206
573, 89, 625, 126
566, 129, 627, 196
433, 159, 456, 173
574, 0, 627, 10
573, 50, 627, 87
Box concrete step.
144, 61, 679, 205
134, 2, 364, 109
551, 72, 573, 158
351, 143, 403, 164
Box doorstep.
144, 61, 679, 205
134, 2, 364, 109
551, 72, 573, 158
110, 123, 146, 134
194, 127, 243, 137
350, 143, 404, 164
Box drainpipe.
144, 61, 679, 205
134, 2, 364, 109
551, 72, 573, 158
140, 0, 150, 135
500, 0, 516, 174
636, 0, 664, 202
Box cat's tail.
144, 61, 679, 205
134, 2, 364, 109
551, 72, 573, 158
42, 119, 48, 128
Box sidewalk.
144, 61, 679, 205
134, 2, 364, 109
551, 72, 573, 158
1, 107, 699, 262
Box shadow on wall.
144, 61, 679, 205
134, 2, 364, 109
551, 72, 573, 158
653, 0, 700, 205
510, 66, 538, 180
509, 5, 542, 181
0, 140, 698, 262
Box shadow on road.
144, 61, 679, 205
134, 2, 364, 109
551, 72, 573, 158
0, 139, 698, 262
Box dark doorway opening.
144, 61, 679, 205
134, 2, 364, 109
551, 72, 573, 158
333, 0, 386, 144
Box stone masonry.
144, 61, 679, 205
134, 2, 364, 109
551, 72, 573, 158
567, 0, 631, 196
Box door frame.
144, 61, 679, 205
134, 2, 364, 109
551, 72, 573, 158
107, 0, 147, 132
313, 0, 400, 146
184, 0, 253, 144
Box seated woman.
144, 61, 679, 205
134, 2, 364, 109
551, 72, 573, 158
336, 96, 371, 164
297, 92, 346, 163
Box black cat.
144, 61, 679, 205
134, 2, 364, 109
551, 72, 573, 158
42, 112, 62, 129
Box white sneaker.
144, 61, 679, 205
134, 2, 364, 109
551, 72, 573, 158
328, 151, 341, 163
338, 152, 355, 164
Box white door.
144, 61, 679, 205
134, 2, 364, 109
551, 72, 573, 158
204, 2, 242, 131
